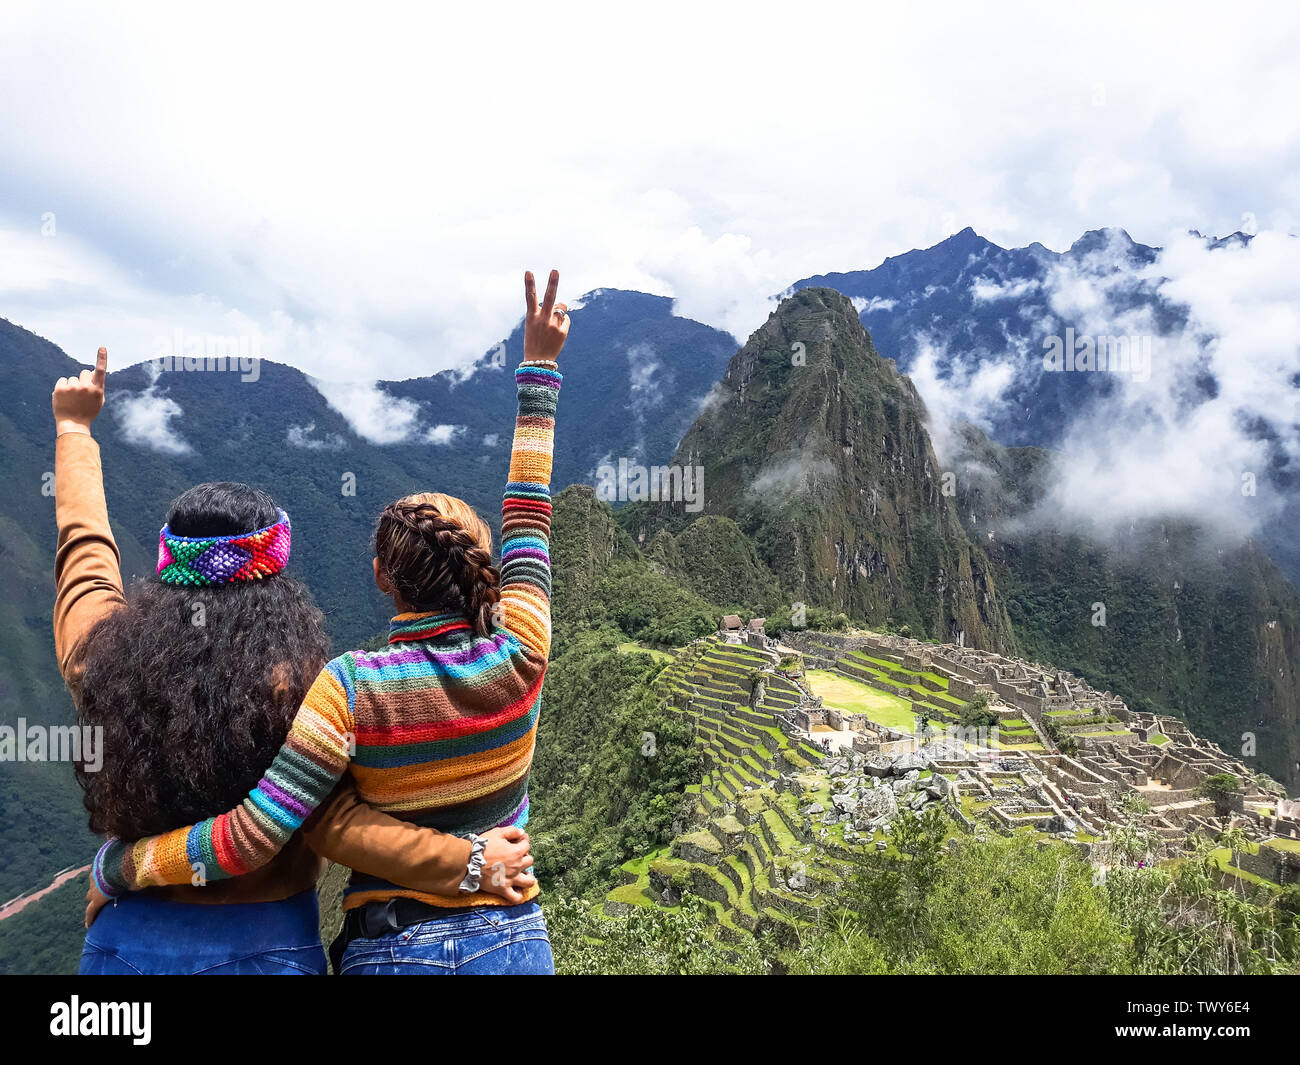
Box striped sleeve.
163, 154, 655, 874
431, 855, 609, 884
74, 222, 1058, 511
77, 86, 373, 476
92, 658, 356, 896
499, 364, 561, 658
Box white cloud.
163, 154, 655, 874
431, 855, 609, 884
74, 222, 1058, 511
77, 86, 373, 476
287, 423, 345, 451
748, 451, 838, 498
970, 277, 1041, 302
312, 379, 422, 445
425, 423, 466, 445
915, 229, 1300, 543
111, 364, 190, 455
910, 339, 1022, 460
639, 227, 785, 341
627, 344, 665, 407
853, 296, 898, 314
693, 382, 730, 420
1032, 230, 1300, 539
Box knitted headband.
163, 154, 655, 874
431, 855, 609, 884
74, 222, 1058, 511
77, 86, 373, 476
156, 508, 291, 586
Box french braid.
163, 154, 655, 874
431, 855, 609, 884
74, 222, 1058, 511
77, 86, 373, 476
375, 497, 501, 636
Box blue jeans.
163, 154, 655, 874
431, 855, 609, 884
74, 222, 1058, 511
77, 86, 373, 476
80, 889, 327, 975
340, 901, 554, 975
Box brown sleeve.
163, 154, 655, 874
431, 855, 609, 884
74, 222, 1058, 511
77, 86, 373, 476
301, 781, 474, 896
53, 431, 126, 694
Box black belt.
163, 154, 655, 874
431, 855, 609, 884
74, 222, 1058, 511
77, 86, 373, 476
329, 897, 478, 973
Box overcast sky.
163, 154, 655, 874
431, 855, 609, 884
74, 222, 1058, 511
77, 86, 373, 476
2, 1, 1298, 382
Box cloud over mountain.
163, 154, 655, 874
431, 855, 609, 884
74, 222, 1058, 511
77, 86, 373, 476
312, 378, 422, 445
1028, 231, 1299, 541
937, 231, 1298, 543
792, 226, 1299, 551
111, 364, 191, 455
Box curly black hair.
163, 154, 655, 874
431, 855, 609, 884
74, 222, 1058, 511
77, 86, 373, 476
72, 482, 331, 839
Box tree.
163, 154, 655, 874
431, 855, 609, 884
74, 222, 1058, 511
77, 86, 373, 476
959, 691, 998, 730
1198, 773, 1242, 816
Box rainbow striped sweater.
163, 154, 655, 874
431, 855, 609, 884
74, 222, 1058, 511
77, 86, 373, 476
92, 364, 562, 911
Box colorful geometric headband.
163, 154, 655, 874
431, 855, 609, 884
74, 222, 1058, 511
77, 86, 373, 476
157, 509, 292, 586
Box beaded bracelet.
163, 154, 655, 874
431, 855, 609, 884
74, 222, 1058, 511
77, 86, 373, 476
519, 359, 559, 369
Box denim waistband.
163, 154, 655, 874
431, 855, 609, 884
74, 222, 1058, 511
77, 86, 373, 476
88, 887, 321, 946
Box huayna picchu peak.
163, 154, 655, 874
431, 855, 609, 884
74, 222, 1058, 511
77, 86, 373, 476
621, 287, 1016, 653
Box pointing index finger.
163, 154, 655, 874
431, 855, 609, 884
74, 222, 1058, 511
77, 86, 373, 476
92, 347, 107, 389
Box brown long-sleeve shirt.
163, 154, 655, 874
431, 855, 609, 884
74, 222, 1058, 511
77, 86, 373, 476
54, 430, 473, 904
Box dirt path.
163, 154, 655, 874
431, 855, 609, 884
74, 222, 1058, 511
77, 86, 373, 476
0, 864, 90, 922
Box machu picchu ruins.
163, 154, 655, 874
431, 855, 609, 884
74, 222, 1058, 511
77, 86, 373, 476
606, 618, 1300, 949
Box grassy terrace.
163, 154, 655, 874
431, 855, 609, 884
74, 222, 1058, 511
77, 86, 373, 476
838, 652, 966, 707
804, 668, 914, 730
605, 635, 849, 947
608, 846, 672, 908
616, 641, 676, 664
1209, 847, 1283, 892
798, 636, 1051, 752
994, 739, 1046, 752
801, 637, 1048, 752
848, 652, 951, 688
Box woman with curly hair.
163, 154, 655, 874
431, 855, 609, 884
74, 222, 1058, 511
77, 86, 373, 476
79, 269, 568, 975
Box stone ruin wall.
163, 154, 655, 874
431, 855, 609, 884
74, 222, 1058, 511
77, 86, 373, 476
1233, 846, 1300, 886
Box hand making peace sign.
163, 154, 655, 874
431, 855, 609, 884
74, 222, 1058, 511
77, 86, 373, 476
523, 269, 569, 363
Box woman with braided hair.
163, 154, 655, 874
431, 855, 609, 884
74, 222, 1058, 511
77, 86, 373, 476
85, 269, 569, 975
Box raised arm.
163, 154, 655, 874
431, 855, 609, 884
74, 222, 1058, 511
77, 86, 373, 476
92, 659, 356, 896
51, 347, 126, 695
497, 269, 567, 659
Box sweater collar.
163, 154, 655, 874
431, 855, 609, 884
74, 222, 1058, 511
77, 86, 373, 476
388, 610, 473, 644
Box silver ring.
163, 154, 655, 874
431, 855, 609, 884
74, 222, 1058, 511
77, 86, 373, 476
554, 308, 567, 320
